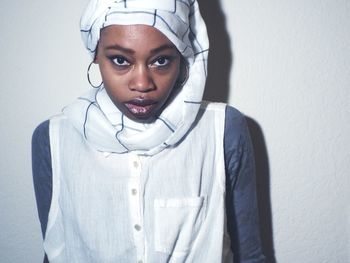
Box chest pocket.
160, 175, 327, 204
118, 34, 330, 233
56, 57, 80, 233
153, 196, 206, 255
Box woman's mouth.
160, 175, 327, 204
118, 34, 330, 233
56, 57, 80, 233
124, 99, 157, 119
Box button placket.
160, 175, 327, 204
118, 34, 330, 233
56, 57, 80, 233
128, 154, 145, 262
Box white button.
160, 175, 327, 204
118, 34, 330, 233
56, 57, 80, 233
133, 161, 139, 168
134, 224, 141, 231
131, 189, 137, 195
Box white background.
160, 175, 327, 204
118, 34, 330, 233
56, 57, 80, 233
0, 0, 349, 262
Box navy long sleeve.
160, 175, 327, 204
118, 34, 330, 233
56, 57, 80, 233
31, 120, 51, 263
32, 106, 265, 263
224, 107, 265, 263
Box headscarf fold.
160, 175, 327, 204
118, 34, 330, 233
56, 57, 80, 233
63, 0, 209, 155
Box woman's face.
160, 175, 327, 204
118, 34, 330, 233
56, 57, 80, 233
95, 25, 182, 122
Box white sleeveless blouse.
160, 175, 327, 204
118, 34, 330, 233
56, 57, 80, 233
44, 102, 233, 263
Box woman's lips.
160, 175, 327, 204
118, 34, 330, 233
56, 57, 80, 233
124, 99, 157, 118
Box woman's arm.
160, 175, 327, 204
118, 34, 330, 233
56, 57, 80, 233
224, 106, 265, 263
31, 120, 52, 263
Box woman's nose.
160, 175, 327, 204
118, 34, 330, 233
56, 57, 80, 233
128, 65, 155, 92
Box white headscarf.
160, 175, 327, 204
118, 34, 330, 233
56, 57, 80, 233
63, 0, 209, 155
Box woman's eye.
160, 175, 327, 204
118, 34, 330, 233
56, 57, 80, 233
151, 57, 170, 67
112, 56, 130, 66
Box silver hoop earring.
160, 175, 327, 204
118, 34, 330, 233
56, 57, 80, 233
87, 61, 103, 88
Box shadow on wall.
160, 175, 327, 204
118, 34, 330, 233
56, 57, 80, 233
199, 0, 231, 103
246, 117, 276, 263
200, 1, 276, 261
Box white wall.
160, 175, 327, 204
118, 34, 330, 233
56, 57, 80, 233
0, 1, 88, 262
221, 0, 350, 262
0, 0, 349, 262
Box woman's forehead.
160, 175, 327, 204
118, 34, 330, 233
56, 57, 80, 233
99, 25, 176, 50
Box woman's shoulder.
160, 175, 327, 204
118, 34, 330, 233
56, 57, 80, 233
32, 120, 50, 138
32, 120, 50, 149
225, 105, 245, 123
32, 113, 69, 145
224, 105, 251, 151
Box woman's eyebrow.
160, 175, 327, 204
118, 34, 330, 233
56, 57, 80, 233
104, 43, 176, 54
150, 44, 177, 54
104, 44, 135, 54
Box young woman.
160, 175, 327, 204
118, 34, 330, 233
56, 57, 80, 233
32, 0, 265, 262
